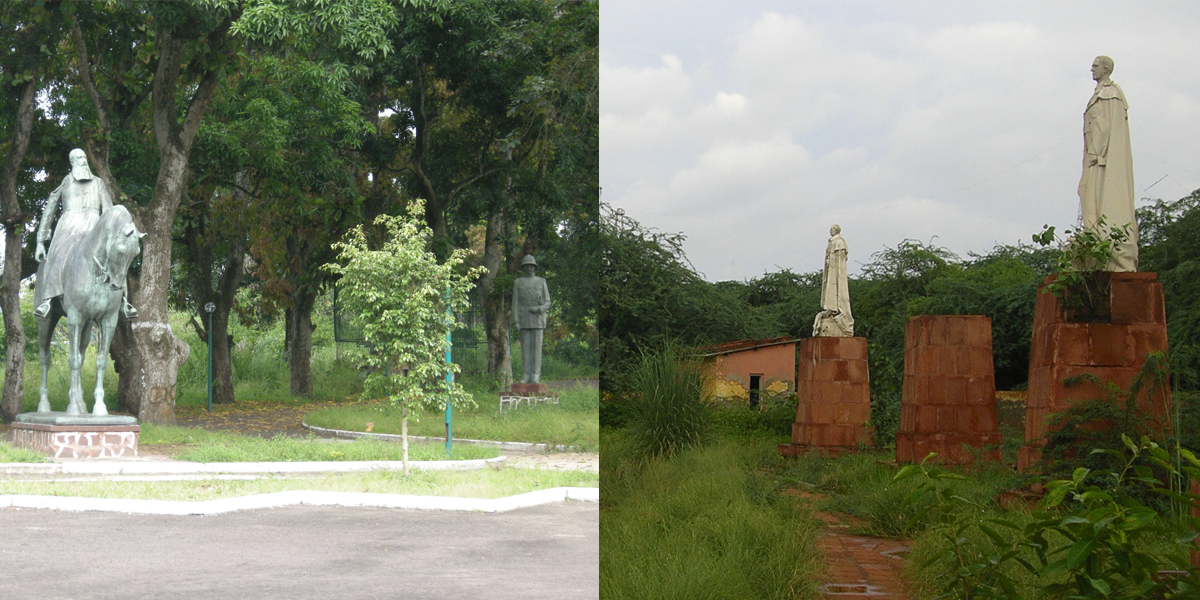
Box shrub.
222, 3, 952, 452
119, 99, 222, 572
627, 346, 711, 458
710, 393, 796, 439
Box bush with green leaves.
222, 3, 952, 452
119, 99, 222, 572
1033, 217, 1133, 321
900, 437, 1200, 600
709, 393, 797, 439
324, 201, 486, 473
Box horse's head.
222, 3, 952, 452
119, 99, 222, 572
97, 205, 145, 290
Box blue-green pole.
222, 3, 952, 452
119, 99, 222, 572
445, 293, 453, 456
206, 312, 213, 412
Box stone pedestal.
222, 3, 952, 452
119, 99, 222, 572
896, 316, 1001, 464
778, 336, 871, 457
1018, 273, 1170, 471
12, 413, 139, 459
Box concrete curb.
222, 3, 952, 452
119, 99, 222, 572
0, 487, 599, 516
0, 456, 506, 477
301, 422, 579, 452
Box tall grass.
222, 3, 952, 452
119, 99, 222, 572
627, 346, 711, 458
601, 432, 821, 600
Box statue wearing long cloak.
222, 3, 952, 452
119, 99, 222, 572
34, 168, 113, 308
1078, 77, 1137, 271
813, 225, 853, 337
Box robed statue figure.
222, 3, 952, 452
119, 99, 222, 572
34, 149, 137, 320
1078, 55, 1137, 271
813, 224, 854, 337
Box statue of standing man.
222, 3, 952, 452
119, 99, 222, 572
1078, 55, 1137, 271
512, 254, 551, 384
813, 224, 853, 337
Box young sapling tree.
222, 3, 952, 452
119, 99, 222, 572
325, 201, 485, 474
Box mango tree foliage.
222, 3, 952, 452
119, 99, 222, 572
325, 201, 485, 470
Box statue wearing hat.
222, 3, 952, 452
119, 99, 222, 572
511, 254, 551, 384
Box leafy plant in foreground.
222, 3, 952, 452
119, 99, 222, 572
898, 437, 1200, 600
1033, 217, 1132, 322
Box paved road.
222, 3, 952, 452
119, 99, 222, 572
0, 501, 597, 600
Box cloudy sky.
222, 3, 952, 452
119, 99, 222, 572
601, 1, 1200, 281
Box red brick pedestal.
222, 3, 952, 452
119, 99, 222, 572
896, 316, 1000, 464
510, 383, 549, 395
1017, 272, 1170, 471
778, 337, 871, 457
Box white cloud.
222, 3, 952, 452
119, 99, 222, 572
602, 4, 1200, 280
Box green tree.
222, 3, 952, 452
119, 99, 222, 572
51, 0, 428, 420
1139, 190, 1200, 389
325, 201, 484, 473
0, 1, 67, 421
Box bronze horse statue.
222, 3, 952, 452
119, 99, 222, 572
36, 204, 144, 415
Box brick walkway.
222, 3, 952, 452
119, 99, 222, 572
813, 511, 911, 600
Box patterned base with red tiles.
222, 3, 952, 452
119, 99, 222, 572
896, 316, 1001, 464
788, 337, 872, 452
1018, 273, 1171, 472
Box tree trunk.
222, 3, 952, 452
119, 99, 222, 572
210, 239, 245, 404
0, 79, 37, 422
114, 26, 225, 423
287, 288, 317, 396
481, 208, 514, 390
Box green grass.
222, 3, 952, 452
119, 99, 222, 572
601, 430, 822, 600
138, 424, 497, 462
0, 468, 598, 502
303, 385, 599, 450
771, 450, 1022, 539
0, 442, 49, 463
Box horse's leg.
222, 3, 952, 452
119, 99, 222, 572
36, 308, 59, 413
65, 317, 84, 415
91, 314, 117, 416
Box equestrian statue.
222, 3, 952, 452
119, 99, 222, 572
33, 149, 143, 416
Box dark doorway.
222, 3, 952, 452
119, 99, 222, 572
749, 374, 762, 409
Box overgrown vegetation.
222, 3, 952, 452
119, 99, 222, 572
601, 431, 822, 600
902, 438, 1200, 599
599, 189, 1200, 599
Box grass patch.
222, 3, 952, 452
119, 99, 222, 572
771, 450, 1021, 538
304, 385, 599, 450
0, 468, 598, 502
601, 430, 822, 600
0, 442, 49, 463
139, 425, 498, 462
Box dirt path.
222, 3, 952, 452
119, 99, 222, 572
789, 491, 912, 599
814, 511, 911, 599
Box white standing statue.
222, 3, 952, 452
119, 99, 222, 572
1078, 55, 1137, 271
813, 224, 853, 337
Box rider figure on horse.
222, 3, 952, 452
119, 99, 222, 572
34, 149, 137, 321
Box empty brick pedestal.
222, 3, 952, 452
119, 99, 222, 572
896, 315, 1001, 464
778, 336, 871, 457
1017, 272, 1170, 471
